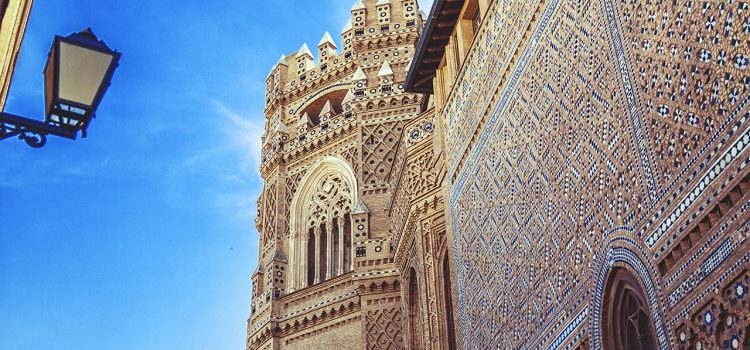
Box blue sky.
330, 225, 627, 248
0, 1, 432, 349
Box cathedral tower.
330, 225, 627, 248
248, 1, 427, 349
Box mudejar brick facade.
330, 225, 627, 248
249, 0, 750, 349
247, 1, 458, 349
407, 0, 750, 349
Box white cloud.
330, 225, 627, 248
207, 101, 265, 221
214, 101, 265, 175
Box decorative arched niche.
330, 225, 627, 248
295, 85, 349, 126
288, 156, 358, 291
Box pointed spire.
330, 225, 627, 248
298, 112, 313, 128
269, 54, 288, 74
318, 31, 337, 48
351, 0, 366, 11
378, 60, 394, 77
353, 198, 369, 214
352, 67, 367, 81
272, 117, 288, 134
320, 100, 338, 116
278, 54, 288, 65
296, 43, 313, 58
342, 19, 353, 32
376, 0, 391, 5
343, 90, 356, 104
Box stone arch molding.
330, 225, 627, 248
288, 156, 358, 291
590, 236, 671, 350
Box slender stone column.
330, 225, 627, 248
326, 221, 334, 280
349, 215, 355, 271
337, 218, 344, 276
314, 227, 321, 284
301, 235, 309, 287
289, 235, 296, 291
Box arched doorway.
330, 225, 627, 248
602, 268, 659, 350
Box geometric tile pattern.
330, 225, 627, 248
451, 0, 647, 347
674, 269, 750, 350
444, 0, 750, 348
620, 0, 750, 192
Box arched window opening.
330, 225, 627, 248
602, 268, 658, 350
408, 268, 423, 350
289, 157, 358, 291
442, 256, 457, 350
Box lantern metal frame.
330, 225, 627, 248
0, 28, 120, 148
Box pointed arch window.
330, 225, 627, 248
301, 173, 353, 285
602, 268, 659, 350
288, 157, 358, 291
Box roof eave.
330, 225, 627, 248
404, 0, 465, 94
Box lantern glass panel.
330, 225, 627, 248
58, 41, 115, 107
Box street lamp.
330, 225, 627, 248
0, 28, 121, 148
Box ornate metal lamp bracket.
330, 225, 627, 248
0, 112, 76, 148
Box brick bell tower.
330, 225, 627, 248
248, 1, 427, 349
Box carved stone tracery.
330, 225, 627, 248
305, 172, 353, 230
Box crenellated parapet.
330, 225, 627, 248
259, 0, 426, 177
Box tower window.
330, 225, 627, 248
294, 172, 355, 289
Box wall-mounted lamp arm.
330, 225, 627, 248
0, 112, 77, 148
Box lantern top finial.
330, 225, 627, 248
65, 28, 115, 52
77, 28, 96, 39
